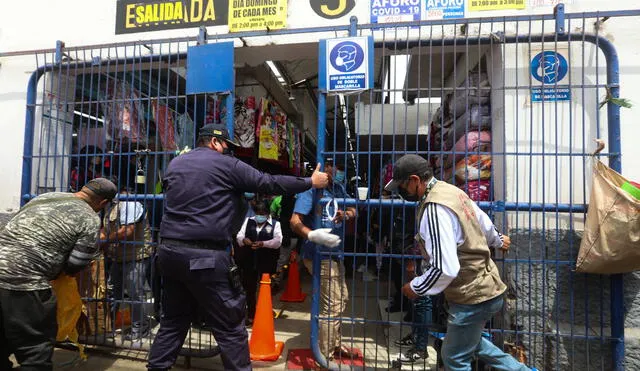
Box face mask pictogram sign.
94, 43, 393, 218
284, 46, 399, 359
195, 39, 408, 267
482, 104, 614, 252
319, 36, 374, 94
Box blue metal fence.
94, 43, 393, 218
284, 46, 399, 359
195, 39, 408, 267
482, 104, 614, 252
11, 6, 639, 370
312, 9, 635, 371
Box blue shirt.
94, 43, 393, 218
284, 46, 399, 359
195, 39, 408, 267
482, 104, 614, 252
294, 183, 349, 260
160, 147, 312, 243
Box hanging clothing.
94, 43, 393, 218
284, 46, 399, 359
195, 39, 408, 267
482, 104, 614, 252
151, 100, 177, 151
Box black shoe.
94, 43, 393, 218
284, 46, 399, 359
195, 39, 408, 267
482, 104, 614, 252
394, 333, 415, 346
386, 303, 402, 313
397, 347, 428, 363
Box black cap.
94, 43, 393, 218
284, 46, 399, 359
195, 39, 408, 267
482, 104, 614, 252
198, 124, 240, 147
84, 178, 118, 200
384, 154, 431, 192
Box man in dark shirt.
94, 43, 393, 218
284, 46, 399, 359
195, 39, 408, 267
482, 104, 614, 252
147, 124, 329, 371
0, 178, 117, 371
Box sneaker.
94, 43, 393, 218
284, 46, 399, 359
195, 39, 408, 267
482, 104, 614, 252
124, 321, 150, 341
397, 347, 427, 363
362, 271, 378, 281
394, 333, 414, 346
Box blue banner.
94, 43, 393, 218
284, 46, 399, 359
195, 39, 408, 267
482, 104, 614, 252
371, 0, 421, 24
424, 0, 465, 20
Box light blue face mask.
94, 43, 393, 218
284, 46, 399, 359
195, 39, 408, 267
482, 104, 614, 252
254, 215, 268, 224
244, 192, 255, 200
334, 170, 345, 183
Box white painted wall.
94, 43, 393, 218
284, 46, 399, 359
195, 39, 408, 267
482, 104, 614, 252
1, 0, 639, 212
355, 102, 436, 135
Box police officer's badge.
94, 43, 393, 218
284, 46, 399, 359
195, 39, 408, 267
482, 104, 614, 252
265, 226, 272, 234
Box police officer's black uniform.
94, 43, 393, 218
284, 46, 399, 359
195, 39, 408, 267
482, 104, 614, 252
147, 124, 314, 371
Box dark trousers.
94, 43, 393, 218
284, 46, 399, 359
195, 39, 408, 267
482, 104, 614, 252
0, 287, 57, 371
239, 263, 259, 320
237, 248, 278, 320
147, 241, 251, 371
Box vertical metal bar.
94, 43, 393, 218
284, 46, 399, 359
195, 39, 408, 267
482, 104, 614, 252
566, 17, 576, 370
311, 71, 327, 368
21, 69, 43, 204
598, 33, 625, 371
55, 40, 64, 64
226, 93, 235, 138
349, 16, 357, 38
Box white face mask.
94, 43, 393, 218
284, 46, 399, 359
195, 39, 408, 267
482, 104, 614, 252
335, 56, 345, 67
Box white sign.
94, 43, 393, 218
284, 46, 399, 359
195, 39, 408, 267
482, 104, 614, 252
370, 0, 421, 24
530, 0, 573, 7
325, 36, 372, 92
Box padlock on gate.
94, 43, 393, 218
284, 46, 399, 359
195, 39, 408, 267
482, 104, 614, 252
136, 169, 146, 185
136, 169, 146, 194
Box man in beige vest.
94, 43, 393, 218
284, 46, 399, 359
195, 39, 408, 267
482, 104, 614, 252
385, 154, 536, 371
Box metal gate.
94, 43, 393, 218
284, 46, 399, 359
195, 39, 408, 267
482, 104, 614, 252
11, 6, 636, 370
313, 8, 634, 371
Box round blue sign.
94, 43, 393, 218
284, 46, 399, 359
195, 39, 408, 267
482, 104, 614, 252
531, 51, 568, 84
329, 41, 364, 73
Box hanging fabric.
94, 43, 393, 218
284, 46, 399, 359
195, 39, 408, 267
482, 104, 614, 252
151, 99, 178, 151
257, 98, 279, 161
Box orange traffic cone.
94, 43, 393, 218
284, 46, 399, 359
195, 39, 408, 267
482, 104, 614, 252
280, 251, 307, 302
249, 273, 284, 361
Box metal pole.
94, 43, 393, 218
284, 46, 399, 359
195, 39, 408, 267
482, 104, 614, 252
20, 70, 42, 206
599, 31, 625, 371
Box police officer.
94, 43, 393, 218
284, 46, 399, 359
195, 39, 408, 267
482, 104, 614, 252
147, 123, 329, 371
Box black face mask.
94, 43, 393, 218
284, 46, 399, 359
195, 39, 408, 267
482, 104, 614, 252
222, 147, 234, 156
399, 180, 420, 202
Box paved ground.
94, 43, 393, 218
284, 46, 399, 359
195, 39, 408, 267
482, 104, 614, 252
13, 266, 439, 370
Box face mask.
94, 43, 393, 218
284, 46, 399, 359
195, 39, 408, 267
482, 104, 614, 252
244, 192, 255, 200
335, 56, 345, 67
254, 215, 268, 224
334, 170, 345, 183
213, 138, 233, 156
399, 180, 420, 202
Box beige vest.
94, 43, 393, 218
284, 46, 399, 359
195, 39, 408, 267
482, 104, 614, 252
417, 181, 506, 305
104, 202, 153, 262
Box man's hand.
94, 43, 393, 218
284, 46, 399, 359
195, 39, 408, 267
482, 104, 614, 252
243, 238, 253, 247
500, 235, 512, 253
402, 282, 419, 300
333, 209, 355, 223
311, 163, 329, 189
406, 260, 416, 280
252, 241, 264, 249
308, 228, 341, 248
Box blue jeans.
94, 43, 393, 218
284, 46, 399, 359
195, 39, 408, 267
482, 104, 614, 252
442, 295, 530, 371
110, 258, 150, 326
412, 295, 432, 350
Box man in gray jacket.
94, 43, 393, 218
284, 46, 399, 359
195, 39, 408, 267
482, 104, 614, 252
0, 178, 117, 371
